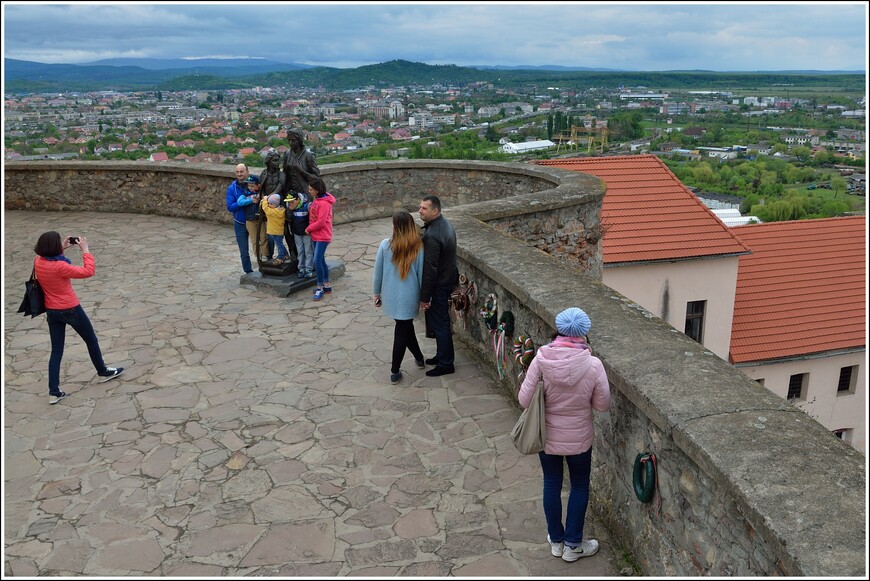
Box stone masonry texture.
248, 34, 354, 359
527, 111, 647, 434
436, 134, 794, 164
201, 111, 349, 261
4, 159, 865, 577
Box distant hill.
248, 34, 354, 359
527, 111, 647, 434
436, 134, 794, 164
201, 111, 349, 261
245, 60, 495, 91
471, 64, 626, 72
4, 58, 181, 91
4, 57, 314, 92
84, 57, 313, 71
3, 57, 866, 94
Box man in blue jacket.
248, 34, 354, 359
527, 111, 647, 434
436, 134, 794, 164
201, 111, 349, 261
225, 163, 259, 274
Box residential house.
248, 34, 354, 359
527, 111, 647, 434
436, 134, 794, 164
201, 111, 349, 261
536, 155, 865, 451
190, 152, 227, 164
729, 217, 865, 451
538, 155, 749, 360
149, 152, 169, 162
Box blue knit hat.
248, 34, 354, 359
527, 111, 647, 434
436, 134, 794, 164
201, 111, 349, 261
555, 307, 591, 337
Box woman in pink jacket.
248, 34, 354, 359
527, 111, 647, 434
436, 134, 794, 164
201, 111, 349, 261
518, 307, 611, 563
304, 177, 336, 301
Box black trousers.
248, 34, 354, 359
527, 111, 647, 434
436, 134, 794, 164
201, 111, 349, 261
392, 319, 424, 374
425, 286, 454, 367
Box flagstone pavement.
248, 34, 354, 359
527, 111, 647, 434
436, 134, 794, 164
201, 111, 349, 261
4, 211, 627, 577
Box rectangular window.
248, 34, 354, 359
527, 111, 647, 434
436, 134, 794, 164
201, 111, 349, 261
833, 429, 851, 445
787, 373, 807, 401
684, 300, 706, 344
837, 366, 857, 394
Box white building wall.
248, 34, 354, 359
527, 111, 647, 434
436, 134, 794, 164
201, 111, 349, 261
735, 352, 865, 453
602, 256, 739, 361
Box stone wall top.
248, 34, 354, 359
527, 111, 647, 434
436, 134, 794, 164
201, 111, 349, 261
447, 209, 866, 576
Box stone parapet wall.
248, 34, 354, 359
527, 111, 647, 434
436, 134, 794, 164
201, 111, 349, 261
4, 161, 235, 224
448, 210, 865, 577
3, 160, 864, 577
4, 160, 604, 276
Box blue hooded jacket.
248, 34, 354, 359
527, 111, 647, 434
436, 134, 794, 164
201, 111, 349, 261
225, 179, 255, 224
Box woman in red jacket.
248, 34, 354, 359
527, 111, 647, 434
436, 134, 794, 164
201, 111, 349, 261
33, 231, 124, 404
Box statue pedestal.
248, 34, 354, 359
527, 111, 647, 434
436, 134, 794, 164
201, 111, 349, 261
239, 259, 345, 297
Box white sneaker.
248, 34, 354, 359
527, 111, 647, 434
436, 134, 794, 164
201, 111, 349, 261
547, 534, 564, 557
562, 538, 599, 562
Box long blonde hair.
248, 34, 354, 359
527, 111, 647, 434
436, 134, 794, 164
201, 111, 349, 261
390, 211, 423, 280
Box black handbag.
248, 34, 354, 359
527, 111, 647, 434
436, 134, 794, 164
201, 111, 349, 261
18, 267, 46, 318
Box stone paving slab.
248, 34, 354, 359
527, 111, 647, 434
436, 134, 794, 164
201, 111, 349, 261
3, 211, 627, 577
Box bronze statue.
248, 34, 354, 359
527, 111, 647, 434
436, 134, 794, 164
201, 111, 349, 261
282, 128, 320, 196
257, 149, 296, 270
259, 149, 285, 198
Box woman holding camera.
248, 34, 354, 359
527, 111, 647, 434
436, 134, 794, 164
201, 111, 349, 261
33, 231, 124, 404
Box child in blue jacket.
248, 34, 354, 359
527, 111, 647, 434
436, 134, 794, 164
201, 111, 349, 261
287, 193, 314, 278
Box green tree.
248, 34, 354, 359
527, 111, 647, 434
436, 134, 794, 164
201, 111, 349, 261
792, 146, 812, 163
813, 149, 833, 165
692, 162, 716, 185
830, 175, 847, 198
819, 199, 849, 217
608, 111, 644, 140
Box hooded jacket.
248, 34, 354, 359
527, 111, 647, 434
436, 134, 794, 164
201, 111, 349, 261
305, 192, 336, 242
225, 179, 255, 224
518, 337, 611, 455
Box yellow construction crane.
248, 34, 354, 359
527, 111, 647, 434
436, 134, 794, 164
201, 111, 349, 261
554, 122, 608, 155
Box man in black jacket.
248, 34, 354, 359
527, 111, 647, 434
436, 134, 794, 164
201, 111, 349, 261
419, 195, 459, 377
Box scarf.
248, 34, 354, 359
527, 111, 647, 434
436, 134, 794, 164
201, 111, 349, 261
43, 254, 72, 264
552, 335, 591, 351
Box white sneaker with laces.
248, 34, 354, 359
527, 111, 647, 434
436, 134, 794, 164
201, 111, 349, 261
547, 534, 564, 557
49, 391, 67, 405
562, 538, 599, 562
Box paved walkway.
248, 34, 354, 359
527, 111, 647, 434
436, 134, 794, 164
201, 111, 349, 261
3, 211, 624, 577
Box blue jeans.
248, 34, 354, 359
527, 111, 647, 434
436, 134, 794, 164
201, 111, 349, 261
234, 220, 253, 273
313, 241, 330, 286
47, 305, 108, 394
294, 234, 313, 272
268, 234, 288, 260
539, 449, 592, 548
425, 285, 454, 367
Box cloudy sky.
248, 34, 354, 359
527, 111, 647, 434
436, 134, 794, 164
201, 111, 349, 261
2, 2, 867, 71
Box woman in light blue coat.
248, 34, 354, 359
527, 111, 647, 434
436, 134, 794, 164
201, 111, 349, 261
373, 211, 426, 384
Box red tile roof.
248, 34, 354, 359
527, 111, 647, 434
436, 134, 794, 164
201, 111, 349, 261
537, 155, 750, 264
729, 216, 866, 364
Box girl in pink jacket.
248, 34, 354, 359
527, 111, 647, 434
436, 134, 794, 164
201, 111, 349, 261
304, 178, 336, 301
518, 307, 611, 563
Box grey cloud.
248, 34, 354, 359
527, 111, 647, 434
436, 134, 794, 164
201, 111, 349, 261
3, 3, 865, 70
